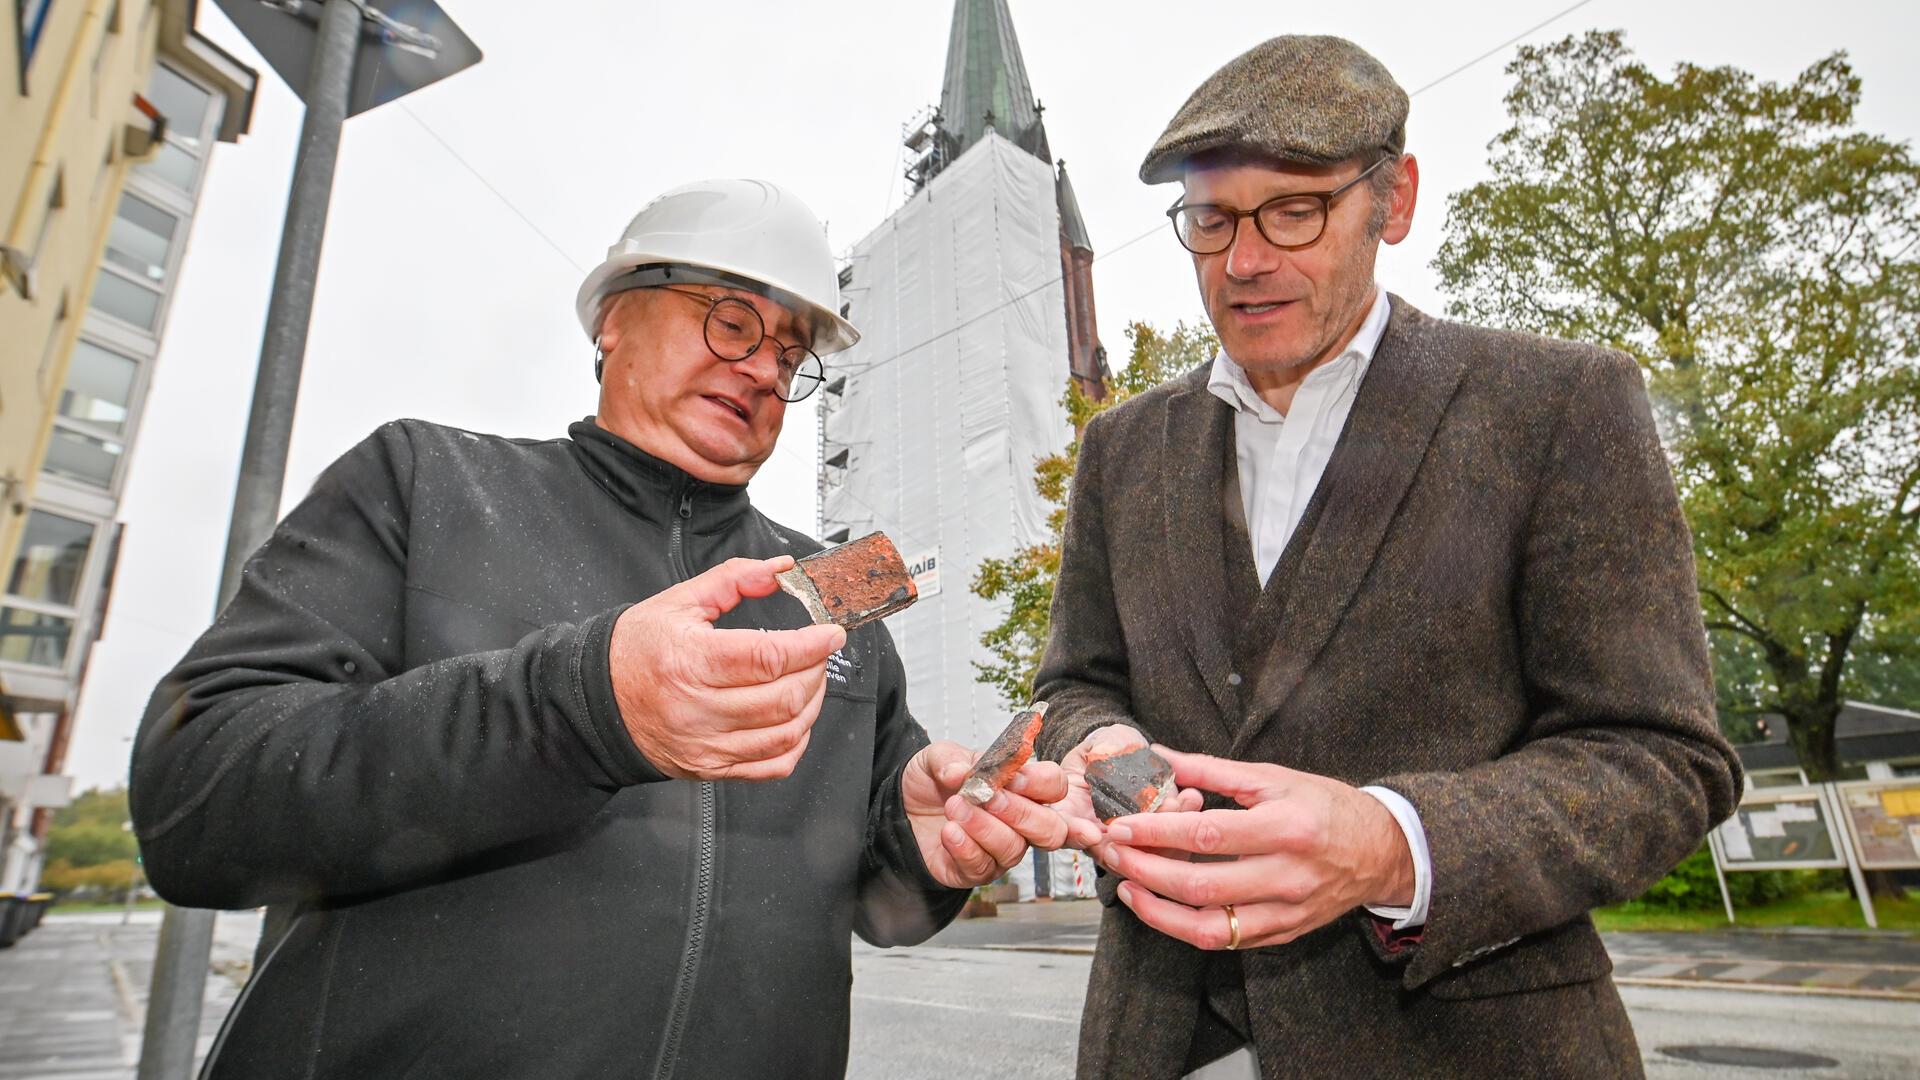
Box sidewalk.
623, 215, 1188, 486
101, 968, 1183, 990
0, 912, 257, 1079
1606, 928, 1920, 999
931, 898, 1920, 1000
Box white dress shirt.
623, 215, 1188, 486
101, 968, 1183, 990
1203, 288, 1432, 929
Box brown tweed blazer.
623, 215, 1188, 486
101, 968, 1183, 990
1033, 297, 1743, 1079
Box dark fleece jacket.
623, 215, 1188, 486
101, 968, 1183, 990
131, 419, 964, 1079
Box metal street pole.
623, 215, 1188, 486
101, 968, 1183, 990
136, 2, 362, 1075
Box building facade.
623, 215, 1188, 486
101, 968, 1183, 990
1, 0, 253, 893
1740, 701, 1920, 787
819, 0, 1105, 770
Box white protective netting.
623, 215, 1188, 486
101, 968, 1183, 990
822, 132, 1072, 757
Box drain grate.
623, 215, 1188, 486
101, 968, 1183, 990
1659, 1045, 1840, 1069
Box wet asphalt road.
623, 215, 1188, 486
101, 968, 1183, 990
846, 942, 1920, 1080
6, 910, 1917, 1078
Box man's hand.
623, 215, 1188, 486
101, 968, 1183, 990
610, 556, 845, 781
902, 742, 1083, 889
1055, 725, 1203, 849
1095, 746, 1413, 951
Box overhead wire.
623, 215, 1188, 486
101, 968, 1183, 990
383, 1, 1605, 384
830, 0, 1606, 382
1407, 0, 1597, 96
382, 0, 1607, 539
396, 102, 586, 275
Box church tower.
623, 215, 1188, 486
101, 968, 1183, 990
818, 0, 1105, 754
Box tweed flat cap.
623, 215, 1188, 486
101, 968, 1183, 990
1140, 35, 1408, 183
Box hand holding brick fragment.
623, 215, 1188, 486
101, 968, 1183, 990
900, 737, 1078, 888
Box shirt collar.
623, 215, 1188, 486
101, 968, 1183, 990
1206, 289, 1392, 419
566, 418, 753, 532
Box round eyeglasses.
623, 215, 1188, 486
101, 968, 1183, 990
648, 285, 827, 403
1166, 155, 1394, 255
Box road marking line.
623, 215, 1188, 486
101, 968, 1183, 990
1623, 961, 1694, 979
1716, 962, 1787, 981
850, 993, 1076, 1025
975, 943, 1096, 956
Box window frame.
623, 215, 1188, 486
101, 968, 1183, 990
16, 0, 57, 92
136, 62, 219, 197
0, 503, 105, 675
44, 323, 151, 495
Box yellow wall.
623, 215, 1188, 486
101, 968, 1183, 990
1, 1, 161, 587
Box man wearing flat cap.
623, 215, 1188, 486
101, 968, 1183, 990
1038, 35, 1742, 1078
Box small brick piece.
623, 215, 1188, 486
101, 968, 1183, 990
960, 702, 1050, 805
1085, 745, 1174, 822
776, 531, 918, 630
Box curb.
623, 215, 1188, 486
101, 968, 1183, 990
966, 943, 1920, 1001
976, 943, 1096, 956
1614, 975, 1920, 1002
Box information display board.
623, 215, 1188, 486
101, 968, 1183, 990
1833, 780, 1920, 870
1709, 786, 1846, 871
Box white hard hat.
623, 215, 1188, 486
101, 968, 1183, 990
576, 178, 860, 355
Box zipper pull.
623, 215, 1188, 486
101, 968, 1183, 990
678, 490, 693, 519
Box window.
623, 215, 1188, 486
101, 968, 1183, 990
1, 509, 95, 670
18, 0, 55, 76
42, 426, 123, 487
103, 193, 176, 283
46, 338, 135, 487
147, 64, 212, 148
59, 339, 137, 433
0, 607, 74, 667
88, 269, 159, 328
139, 65, 215, 194
7, 510, 92, 605
137, 140, 200, 191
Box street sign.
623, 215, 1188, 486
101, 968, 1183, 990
1706, 783, 1880, 929
1833, 780, 1920, 870
1709, 785, 1846, 871
214, 0, 482, 116
144, 4, 480, 1076
904, 545, 941, 598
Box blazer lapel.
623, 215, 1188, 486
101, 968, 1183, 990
1160, 368, 1241, 749
1231, 298, 1470, 755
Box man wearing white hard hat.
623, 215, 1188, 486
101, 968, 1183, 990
129, 179, 1078, 1078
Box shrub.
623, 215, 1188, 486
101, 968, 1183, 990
1633, 844, 1846, 911
40, 857, 139, 900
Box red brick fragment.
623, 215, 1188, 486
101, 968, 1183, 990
960, 702, 1050, 805
1085, 745, 1174, 822
776, 532, 918, 630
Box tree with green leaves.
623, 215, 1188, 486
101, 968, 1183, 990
1434, 31, 1920, 782
46, 786, 137, 866
971, 321, 1217, 707
42, 787, 140, 900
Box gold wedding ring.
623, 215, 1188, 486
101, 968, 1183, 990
1223, 904, 1241, 951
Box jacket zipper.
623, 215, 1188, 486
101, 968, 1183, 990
655, 484, 715, 1080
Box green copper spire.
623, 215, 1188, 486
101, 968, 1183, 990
938, 0, 1051, 164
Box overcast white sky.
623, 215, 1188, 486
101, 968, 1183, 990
63, 0, 1920, 789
